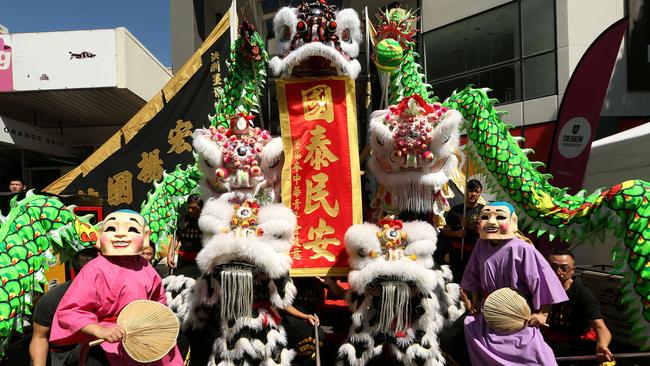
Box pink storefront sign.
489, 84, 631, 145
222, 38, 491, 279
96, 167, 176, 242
0, 37, 13, 91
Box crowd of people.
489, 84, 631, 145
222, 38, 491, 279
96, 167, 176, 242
4, 177, 619, 366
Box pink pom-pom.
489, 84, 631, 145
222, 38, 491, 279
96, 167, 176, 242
215, 168, 228, 179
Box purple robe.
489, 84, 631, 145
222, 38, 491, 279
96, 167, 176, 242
50, 255, 183, 366
461, 238, 568, 366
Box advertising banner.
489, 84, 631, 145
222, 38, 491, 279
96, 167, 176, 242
549, 18, 628, 193
277, 77, 362, 276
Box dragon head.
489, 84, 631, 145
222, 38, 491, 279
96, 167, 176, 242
195, 198, 297, 311
372, 7, 417, 72
192, 115, 283, 200
270, 0, 362, 79
375, 7, 417, 47
368, 95, 462, 214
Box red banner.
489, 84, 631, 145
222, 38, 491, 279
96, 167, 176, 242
277, 77, 361, 276
549, 18, 628, 193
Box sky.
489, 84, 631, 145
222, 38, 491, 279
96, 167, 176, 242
1, 1, 171, 67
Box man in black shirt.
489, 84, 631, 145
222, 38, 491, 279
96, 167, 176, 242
29, 248, 97, 366
168, 194, 203, 278
543, 248, 614, 364
439, 179, 484, 282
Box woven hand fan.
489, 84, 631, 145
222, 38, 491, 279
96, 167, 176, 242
90, 300, 180, 363
483, 288, 531, 334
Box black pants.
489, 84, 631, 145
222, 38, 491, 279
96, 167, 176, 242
84, 346, 109, 366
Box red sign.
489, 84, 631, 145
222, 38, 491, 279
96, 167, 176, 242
0, 37, 13, 91
549, 18, 628, 193
277, 77, 362, 276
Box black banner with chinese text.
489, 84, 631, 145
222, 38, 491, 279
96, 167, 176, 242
58, 30, 231, 212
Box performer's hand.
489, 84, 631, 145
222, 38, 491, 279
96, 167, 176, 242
596, 343, 613, 362
527, 313, 548, 327
167, 252, 177, 268
304, 314, 320, 326
95, 324, 126, 343
466, 302, 480, 314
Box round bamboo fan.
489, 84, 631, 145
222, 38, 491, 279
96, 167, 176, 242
117, 300, 180, 363
483, 288, 531, 334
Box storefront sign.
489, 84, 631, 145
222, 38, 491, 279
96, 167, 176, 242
0, 115, 71, 156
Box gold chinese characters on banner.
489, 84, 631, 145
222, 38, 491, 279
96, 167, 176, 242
278, 77, 362, 276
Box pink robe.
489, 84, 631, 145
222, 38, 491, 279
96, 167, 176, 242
50, 255, 183, 366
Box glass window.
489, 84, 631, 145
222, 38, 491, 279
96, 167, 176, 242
479, 63, 521, 103
425, 3, 520, 81
425, 0, 555, 103
432, 63, 520, 104
523, 53, 555, 99
521, 0, 555, 56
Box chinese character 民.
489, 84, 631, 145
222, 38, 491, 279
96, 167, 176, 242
167, 119, 193, 154
303, 219, 339, 262
107, 170, 133, 205
304, 125, 339, 170
301, 84, 333, 123
305, 172, 339, 217
137, 149, 164, 183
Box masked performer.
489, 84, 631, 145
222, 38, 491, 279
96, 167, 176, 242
461, 202, 567, 365
50, 210, 183, 366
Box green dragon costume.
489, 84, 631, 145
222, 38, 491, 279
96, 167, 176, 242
371, 6, 650, 350
444, 88, 650, 347
0, 193, 97, 349
140, 20, 273, 253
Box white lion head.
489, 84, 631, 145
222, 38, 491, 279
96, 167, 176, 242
368, 95, 462, 214
196, 198, 297, 309
270, 1, 362, 79
192, 117, 283, 201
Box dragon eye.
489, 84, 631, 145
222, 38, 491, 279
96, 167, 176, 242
376, 136, 385, 146
204, 159, 214, 168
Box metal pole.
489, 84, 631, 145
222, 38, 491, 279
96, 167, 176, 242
314, 314, 321, 366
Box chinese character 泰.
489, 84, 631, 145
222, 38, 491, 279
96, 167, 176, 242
304, 125, 339, 170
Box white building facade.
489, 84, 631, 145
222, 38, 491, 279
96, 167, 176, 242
0, 28, 171, 189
